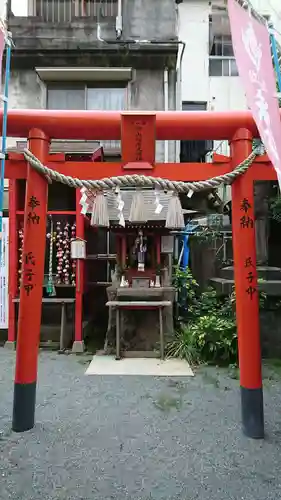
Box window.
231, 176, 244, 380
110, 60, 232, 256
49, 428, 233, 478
47, 85, 85, 110
209, 35, 238, 77
182, 102, 207, 111
180, 102, 213, 162
209, 57, 238, 77
208, 12, 271, 77
47, 83, 127, 150
86, 87, 125, 111
47, 83, 126, 111
210, 35, 234, 57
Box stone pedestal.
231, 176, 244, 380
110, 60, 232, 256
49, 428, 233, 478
4, 341, 16, 350
162, 288, 175, 343
72, 340, 85, 353
104, 286, 117, 352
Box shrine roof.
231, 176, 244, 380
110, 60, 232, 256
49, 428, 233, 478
106, 190, 177, 223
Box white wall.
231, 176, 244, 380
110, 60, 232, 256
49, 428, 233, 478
179, 0, 281, 113
11, 0, 28, 16
178, 0, 209, 103
178, 0, 281, 197
0, 0, 6, 19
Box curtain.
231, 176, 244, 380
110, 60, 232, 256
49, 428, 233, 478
86, 88, 126, 111
47, 87, 85, 110
47, 85, 126, 151
87, 87, 126, 150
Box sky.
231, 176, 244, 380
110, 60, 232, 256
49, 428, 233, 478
10, 0, 28, 16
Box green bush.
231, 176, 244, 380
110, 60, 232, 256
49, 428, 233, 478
167, 315, 237, 365
166, 323, 201, 365
169, 266, 268, 365
169, 266, 238, 365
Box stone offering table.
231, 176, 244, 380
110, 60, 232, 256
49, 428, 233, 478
105, 286, 175, 356
106, 300, 172, 360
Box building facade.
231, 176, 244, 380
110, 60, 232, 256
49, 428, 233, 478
6, 0, 180, 161
177, 0, 281, 208
178, 0, 281, 152
0, 0, 182, 347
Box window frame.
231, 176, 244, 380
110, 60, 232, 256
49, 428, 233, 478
46, 82, 128, 151
209, 56, 238, 77
46, 82, 128, 111
182, 101, 207, 111
208, 14, 270, 77
209, 17, 238, 77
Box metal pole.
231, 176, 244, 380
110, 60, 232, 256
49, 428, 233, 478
269, 24, 281, 93
0, 36, 11, 259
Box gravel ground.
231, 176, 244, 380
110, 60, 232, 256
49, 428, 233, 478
1, 350, 281, 500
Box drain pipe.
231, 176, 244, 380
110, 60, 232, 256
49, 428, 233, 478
175, 41, 185, 162
116, 0, 123, 39
164, 67, 169, 163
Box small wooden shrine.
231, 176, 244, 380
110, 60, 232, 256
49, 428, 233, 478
101, 190, 178, 357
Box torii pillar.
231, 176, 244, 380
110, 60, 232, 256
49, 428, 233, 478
231, 129, 264, 439
12, 129, 49, 432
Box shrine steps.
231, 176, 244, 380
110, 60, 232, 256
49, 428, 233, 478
210, 266, 281, 296
220, 266, 281, 281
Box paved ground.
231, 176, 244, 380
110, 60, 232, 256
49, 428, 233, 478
1, 350, 281, 500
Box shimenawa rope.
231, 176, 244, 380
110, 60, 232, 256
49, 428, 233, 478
23, 148, 258, 193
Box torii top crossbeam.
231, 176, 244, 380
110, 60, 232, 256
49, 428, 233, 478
1, 109, 281, 140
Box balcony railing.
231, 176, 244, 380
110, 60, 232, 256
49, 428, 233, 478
25, 0, 118, 22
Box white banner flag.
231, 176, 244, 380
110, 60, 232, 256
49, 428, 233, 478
0, 217, 9, 329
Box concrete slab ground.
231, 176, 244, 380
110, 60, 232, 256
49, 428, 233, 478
1, 349, 281, 500
85, 355, 194, 377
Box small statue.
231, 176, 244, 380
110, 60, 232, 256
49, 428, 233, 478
133, 230, 147, 272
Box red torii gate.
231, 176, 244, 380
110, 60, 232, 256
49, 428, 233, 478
2, 109, 277, 439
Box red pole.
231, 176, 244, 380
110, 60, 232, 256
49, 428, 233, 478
73, 188, 85, 353
230, 129, 264, 439
2, 108, 281, 141
6, 179, 17, 348
12, 129, 49, 432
